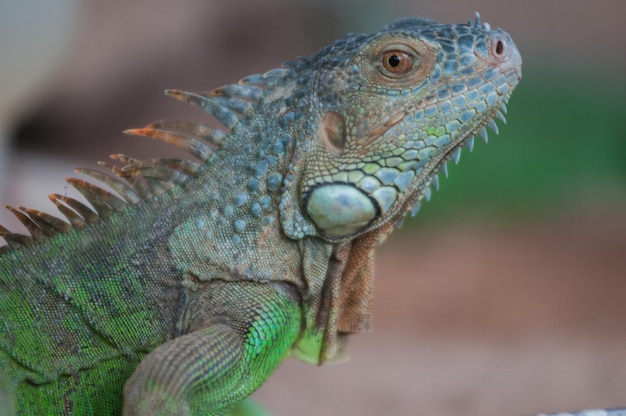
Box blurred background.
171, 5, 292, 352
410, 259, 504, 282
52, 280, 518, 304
1, 0, 625, 414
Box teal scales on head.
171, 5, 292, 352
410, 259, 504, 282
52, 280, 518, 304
0, 13, 533, 416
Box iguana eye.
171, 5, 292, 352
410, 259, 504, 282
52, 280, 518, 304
381, 50, 413, 75
361, 38, 435, 89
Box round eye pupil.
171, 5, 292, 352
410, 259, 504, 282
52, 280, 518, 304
388, 54, 401, 67
381, 50, 413, 75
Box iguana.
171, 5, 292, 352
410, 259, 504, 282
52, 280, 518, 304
0, 13, 527, 415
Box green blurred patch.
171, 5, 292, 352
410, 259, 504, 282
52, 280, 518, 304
407, 63, 626, 226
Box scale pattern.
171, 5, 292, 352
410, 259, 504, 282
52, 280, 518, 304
0, 12, 529, 416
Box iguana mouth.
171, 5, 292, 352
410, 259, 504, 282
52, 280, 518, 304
405, 66, 522, 218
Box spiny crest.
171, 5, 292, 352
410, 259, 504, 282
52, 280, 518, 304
0, 67, 295, 254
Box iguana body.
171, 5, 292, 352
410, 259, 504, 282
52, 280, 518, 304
0, 14, 525, 415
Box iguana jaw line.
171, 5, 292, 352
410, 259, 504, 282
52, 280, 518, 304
402, 76, 520, 220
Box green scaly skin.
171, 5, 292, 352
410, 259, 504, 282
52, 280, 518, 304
0, 14, 522, 415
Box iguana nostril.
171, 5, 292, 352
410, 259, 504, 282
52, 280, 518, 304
495, 40, 504, 56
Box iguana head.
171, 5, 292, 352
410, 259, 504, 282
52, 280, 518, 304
294, 13, 522, 242
0, 14, 521, 253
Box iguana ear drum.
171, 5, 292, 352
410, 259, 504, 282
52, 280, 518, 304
304, 183, 379, 239
319, 112, 347, 154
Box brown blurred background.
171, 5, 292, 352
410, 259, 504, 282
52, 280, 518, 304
1, 0, 625, 415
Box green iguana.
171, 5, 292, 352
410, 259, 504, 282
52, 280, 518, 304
0, 13, 523, 415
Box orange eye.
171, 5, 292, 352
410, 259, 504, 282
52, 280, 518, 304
381, 50, 413, 74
